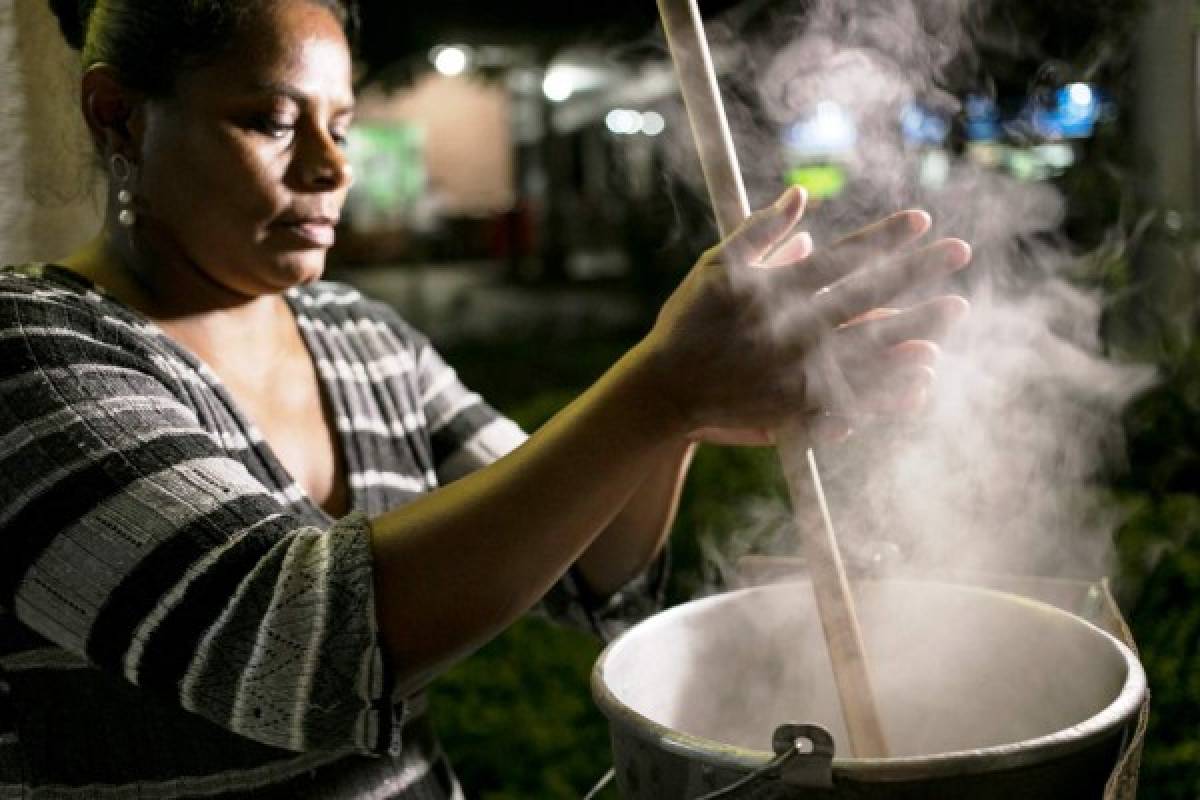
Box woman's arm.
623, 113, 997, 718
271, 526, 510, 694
0, 276, 392, 755
371, 189, 972, 693
573, 438, 694, 598
370, 342, 688, 694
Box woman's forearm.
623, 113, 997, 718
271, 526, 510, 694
369, 340, 683, 693
573, 439, 695, 597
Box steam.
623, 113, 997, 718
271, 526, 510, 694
618, 0, 1154, 762
670, 0, 1153, 586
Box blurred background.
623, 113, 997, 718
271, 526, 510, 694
6, 0, 1200, 796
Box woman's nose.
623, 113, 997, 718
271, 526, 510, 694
298, 128, 352, 191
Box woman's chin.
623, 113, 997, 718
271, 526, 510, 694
268, 253, 327, 288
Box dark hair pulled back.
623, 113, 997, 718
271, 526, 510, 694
47, 0, 360, 96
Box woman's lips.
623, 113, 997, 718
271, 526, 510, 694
275, 219, 337, 248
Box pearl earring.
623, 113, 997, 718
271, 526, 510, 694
110, 153, 137, 228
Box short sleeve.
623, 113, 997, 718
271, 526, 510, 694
0, 280, 399, 755
413, 336, 528, 484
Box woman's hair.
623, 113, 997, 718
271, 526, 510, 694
47, 0, 360, 96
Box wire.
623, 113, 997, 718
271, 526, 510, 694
689, 746, 799, 800
581, 767, 615, 800
585, 736, 809, 799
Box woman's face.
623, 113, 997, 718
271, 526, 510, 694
132, 0, 354, 296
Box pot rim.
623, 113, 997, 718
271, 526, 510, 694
591, 578, 1147, 782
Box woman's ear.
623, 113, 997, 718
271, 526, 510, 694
80, 64, 145, 159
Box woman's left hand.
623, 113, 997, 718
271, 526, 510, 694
685, 273, 968, 448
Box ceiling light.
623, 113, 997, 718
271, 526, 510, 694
543, 68, 574, 103
432, 46, 469, 77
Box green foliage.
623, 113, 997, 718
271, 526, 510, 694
1115, 341, 1200, 799
1123, 516, 1200, 799
429, 617, 611, 799
1120, 341, 1200, 495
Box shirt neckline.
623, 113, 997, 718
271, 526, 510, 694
30, 262, 350, 524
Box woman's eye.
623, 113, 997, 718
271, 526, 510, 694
252, 116, 295, 138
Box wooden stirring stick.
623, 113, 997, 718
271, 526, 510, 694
656, 0, 890, 758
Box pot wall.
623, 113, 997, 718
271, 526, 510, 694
593, 580, 1145, 799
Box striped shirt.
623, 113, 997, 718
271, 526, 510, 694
0, 265, 654, 798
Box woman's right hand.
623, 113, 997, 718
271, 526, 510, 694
641, 186, 972, 444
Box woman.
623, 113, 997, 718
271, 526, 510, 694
0, 0, 971, 796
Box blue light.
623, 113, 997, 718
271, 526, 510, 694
1043, 83, 1101, 139
901, 104, 950, 146
964, 94, 1000, 142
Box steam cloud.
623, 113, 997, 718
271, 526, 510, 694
669, 0, 1154, 585
617, 0, 1155, 762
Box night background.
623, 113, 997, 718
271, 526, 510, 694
10, 0, 1200, 796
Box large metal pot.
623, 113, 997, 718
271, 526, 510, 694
593, 579, 1146, 799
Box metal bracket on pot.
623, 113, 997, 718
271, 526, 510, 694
691, 724, 836, 800
773, 723, 835, 789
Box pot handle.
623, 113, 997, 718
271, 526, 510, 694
773, 723, 836, 789
693, 724, 836, 799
